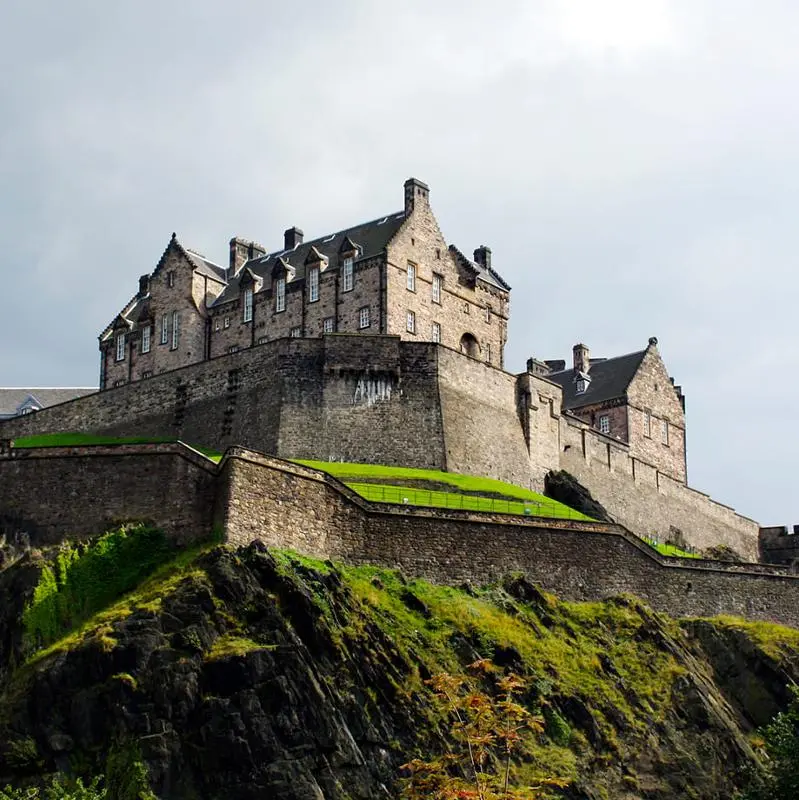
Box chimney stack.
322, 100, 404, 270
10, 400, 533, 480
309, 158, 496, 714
474, 246, 492, 269
573, 343, 590, 374
284, 227, 304, 250
229, 237, 266, 275
404, 177, 430, 215
138, 275, 150, 297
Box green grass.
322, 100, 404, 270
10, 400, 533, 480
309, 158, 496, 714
640, 537, 701, 559
294, 459, 593, 521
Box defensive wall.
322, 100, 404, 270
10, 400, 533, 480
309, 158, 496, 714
0, 335, 759, 558
0, 442, 796, 627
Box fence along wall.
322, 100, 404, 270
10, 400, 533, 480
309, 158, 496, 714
0, 443, 217, 546
219, 449, 799, 629
560, 417, 759, 560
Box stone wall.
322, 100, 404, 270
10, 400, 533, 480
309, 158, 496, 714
561, 416, 759, 560
759, 525, 799, 567
0, 443, 217, 546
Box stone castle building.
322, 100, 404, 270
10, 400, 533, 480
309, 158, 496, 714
100, 179, 509, 390
0, 177, 758, 560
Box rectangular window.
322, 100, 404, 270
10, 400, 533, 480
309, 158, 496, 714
115, 333, 125, 362
323, 317, 335, 334
243, 287, 253, 322
661, 419, 669, 444
308, 266, 319, 302
342, 257, 354, 292
141, 325, 151, 354
228, 345, 239, 354
358, 306, 370, 329
644, 411, 652, 438
432, 322, 441, 343
599, 415, 610, 434
407, 262, 416, 292
406, 310, 416, 334
214, 319, 220, 331
161, 314, 169, 344
485, 306, 492, 323
432, 273, 442, 304
167, 270, 175, 288
276, 276, 286, 312
142, 370, 152, 379
171, 311, 179, 350
486, 343, 492, 363
258, 336, 268, 344
224, 316, 230, 329
290, 326, 302, 338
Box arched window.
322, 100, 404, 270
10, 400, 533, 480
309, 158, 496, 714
459, 333, 480, 358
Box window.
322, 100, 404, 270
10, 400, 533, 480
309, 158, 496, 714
142, 370, 153, 379
407, 263, 416, 292
358, 306, 370, 329
406, 310, 416, 334
161, 314, 169, 344
308, 266, 319, 302
486, 343, 492, 363
258, 336, 268, 344
464, 302, 470, 314
644, 411, 652, 438
342, 257, 354, 292
115, 333, 125, 361
276, 276, 286, 312
167, 270, 175, 288
141, 325, 151, 354
171, 310, 179, 349
599, 415, 610, 434
576, 378, 587, 394
432, 273, 442, 304
214, 319, 220, 331
661, 419, 669, 445
290, 326, 302, 338
243, 287, 253, 322
228, 345, 239, 354
432, 322, 441, 343
323, 317, 335, 334
485, 306, 492, 323
19, 407, 33, 416
224, 316, 230, 329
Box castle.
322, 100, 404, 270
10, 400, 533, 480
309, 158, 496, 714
0, 178, 759, 561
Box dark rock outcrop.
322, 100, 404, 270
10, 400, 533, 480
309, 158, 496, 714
544, 470, 614, 523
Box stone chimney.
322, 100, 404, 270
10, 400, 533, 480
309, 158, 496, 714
138, 275, 150, 298
474, 246, 492, 269
229, 237, 266, 275
404, 177, 430, 215
573, 343, 590, 374
284, 227, 304, 250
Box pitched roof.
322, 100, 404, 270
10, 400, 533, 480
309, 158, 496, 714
209, 211, 408, 307
547, 350, 647, 410
0, 388, 96, 418
448, 245, 511, 291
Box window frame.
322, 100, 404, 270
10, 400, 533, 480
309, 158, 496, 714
141, 324, 151, 354
484, 306, 492, 324
308, 266, 320, 303
342, 257, 354, 292
243, 287, 254, 322
115, 333, 126, 362
290, 326, 302, 338
643, 411, 652, 438
432, 273, 442, 304
275, 276, 286, 312
161, 314, 169, 344
431, 322, 441, 343
407, 262, 416, 292
406, 309, 416, 334
171, 310, 179, 350
323, 316, 335, 334
661, 419, 669, 445
358, 306, 370, 329
599, 414, 610, 435
167, 270, 175, 288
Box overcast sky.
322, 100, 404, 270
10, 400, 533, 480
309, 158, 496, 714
1, 1, 796, 526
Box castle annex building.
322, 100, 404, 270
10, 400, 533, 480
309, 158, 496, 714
100, 178, 509, 390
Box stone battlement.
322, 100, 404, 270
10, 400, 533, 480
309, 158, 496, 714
0, 442, 796, 627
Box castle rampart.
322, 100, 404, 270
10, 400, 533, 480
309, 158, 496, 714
0, 442, 794, 627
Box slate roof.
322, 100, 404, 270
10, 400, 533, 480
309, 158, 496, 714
210, 211, 408, 307
0, 388, 96, 418
448, 246, 512, 291
547, 350, 647, 410
184, 249, 226, 283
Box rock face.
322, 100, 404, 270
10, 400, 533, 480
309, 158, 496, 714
0, 542, 798, 799
544, 470, 615, 523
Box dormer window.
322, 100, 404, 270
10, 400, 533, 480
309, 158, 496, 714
342, 257, 354, 292
575, 372, 590, 394
275, 276, 286, 312
243, 287, 253, 322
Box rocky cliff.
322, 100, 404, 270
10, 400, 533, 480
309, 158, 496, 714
1, 532, 798, 799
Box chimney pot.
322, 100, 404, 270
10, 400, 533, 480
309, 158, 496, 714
474, 246, 492, 269
284, 227, 304, 250
573, 343, 590, 374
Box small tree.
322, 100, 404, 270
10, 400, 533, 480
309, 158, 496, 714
400, 660, 568, 800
